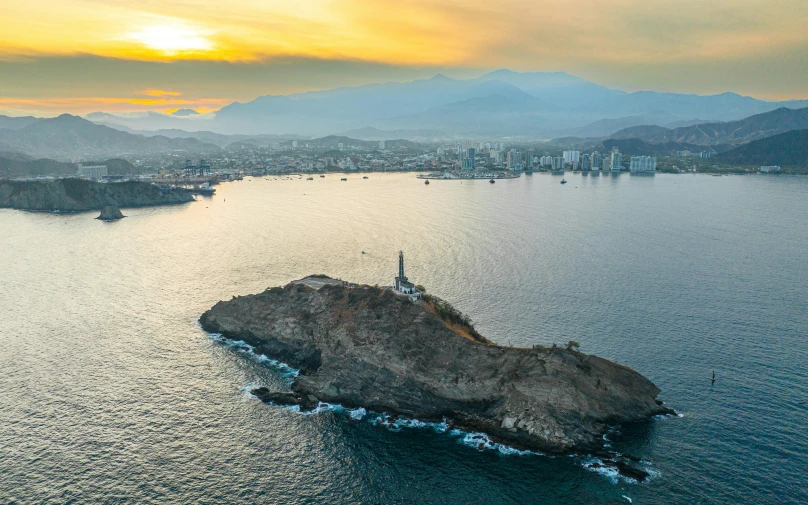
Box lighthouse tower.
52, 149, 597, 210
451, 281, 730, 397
394, 251, 420, 299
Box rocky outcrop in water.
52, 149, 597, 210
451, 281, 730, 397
200, 276, 672, 455
97, 205, 125, 221
0, 178, 193, 212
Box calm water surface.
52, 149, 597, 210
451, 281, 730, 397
1, 172, 806, 504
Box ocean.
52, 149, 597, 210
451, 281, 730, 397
1, 172, 806, 504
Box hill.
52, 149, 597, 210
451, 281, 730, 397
715, 129, 808, 167
0, 156, 76, 179
200, 276, 671, 459
0, 115, 220, 161
609, 107, 808, 146
594, 139, 719, 157
0, 155, 141, 179
300, 135, 419, 150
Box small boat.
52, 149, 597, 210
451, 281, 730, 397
306, 177, 313, 180
425, 180, 430, 185
489, 179, 495, 184
319, 175, 325, 178
560, 179, 568, 184
363, 176, 369, 179
341, 177, 347, 181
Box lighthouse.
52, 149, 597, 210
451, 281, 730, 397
394, 251, 421, 299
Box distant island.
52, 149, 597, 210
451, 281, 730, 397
0, 178, 194, 212
200, 257, 672, 469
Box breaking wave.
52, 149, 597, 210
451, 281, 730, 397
209, 331, 661, 483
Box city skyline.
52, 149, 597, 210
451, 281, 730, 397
2, 0, 808, 116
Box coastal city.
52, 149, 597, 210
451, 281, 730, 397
64, 137, 781, 190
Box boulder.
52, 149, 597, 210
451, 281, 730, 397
97, 205, 125, 221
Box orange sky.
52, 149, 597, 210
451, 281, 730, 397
2, 0, 808, 115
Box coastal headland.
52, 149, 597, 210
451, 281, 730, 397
0, 178, 194, 212
200, 276, 672, 457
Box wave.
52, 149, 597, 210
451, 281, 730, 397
208, 333, 299, 378
209, 331, 657, 484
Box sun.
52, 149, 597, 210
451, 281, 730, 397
126, 22, 214, 55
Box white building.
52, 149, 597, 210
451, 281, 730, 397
76, 164, 108, 180
610, 148, 622, 171
760, 166, 781, 173
630, 156, 657, 172
563, 150, 580, 164
378, 140, 386, 149
394, 251, 421, 300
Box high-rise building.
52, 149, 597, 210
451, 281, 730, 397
563, 150, 580, 164
292, 140, 298, 148
591, 151, 602, 171
629, 156, 657, 172
602, 157, 611, 171
552, 156, 564, 171
378, 140, 385, 149
610, 148, 622, 171
463, 148, 476, 170
580, 153, 591, 171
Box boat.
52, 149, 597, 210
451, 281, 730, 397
306, 177, 313, 180
363, 176, 369, 179
425, 180, 430, 185
560, 179, 568, 184
191, 182, 216, 195
489, 179, 495, 184
341, 177, 347, 181
319, 175, 325, 178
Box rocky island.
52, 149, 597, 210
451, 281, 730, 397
0, 178, 194, 212
200, 273, 672, 460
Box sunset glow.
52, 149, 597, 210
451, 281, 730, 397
1, 0, 808, 115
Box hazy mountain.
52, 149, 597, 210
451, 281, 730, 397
609, 107, 808, 146
297, 135, 418, 150
716, 129, 808, 167
0, 155, 75, 179
203, 71, 808, 137
171, 109, 200, 117
558, 111, 691, 138
337, 127, 446, 141
0, 155, 137, 179
86, 111, 216, 132
0, 115, 40, 130
0, 114, 220, 161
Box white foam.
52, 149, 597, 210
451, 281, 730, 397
622, 495, 633, 503
208, 333, 300, 377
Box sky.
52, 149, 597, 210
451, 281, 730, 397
1, 0, 808, 116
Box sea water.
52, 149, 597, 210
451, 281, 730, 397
1, 172, 806, 504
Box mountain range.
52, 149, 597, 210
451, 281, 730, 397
82, 70, 808, 138
0, 114, 219, 161
607, 107, 808, 146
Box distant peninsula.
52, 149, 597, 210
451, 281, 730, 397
200, 273, 672, 457
0, 178, 194, 212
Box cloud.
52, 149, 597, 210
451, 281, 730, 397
139, 89, 182, 97
0, 94, 229, 115
2, 0, 808, 110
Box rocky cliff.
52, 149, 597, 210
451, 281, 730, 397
0, 178, 194, 212
200, 277, 672, 455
